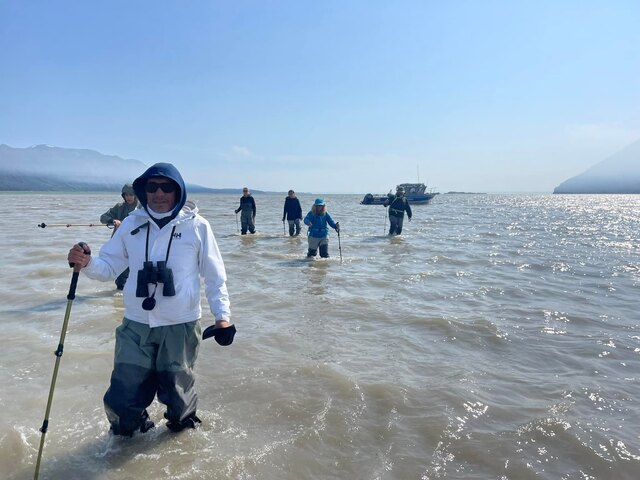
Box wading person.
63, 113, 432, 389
303, 198, 340, 258
282, 189, 302, 236
100, 183, 138, 290
384, 186, 412, 236
234, 187, 256, 234
68, 163, 235, 437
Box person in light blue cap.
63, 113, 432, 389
303, 198, 340, 258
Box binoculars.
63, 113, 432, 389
136, 261, 176, 297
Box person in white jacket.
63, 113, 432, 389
68, 163, 234, 436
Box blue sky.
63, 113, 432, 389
1, 0, 639, 193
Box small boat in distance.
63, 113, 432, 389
360, 183, 439, 205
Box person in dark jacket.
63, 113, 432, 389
101, 183, 138, 231
100, 183, 139, 289
384, 186, 412, 236
234, 187, 256, 234
282, 190, 303, 236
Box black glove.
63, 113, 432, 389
202, 324, 236, 346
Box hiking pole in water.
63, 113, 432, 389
383, 207, 388, 235
337, 229, 343, 263
38, 223, 112, 229
34, 242, 90, 480
235, 213, 239, 234
283, 221, 286, 236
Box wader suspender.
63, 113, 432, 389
390, 197, 405, 216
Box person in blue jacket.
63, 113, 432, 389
303, 198, 340, 258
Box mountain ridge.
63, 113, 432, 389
0, 144, 252, 193
553, 139, 640, 194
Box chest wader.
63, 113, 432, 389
240, 209, 255, 234
389, 214, 405, 235
288, 219, 301, 236
307, 236, 318, 257
103, 319, 201, 436
104, 225, 201, 436
307, 235, 329, 258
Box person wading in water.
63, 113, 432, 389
68, 163, 235, 437
384, 186, 412, 236
303, 198, 340, 258
100, 183, 139, 289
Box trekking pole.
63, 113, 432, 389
34, 242, 90, 480
283, 221, 286, 236
235, 213, 239, 233
384, 207, 388, 235
337, 229, 343, 263
38, 223, 112, 229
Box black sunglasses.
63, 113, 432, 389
146, 182, 176, 193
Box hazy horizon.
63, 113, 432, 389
2, 1, 639, 193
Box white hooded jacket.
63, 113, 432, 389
83, 201, 230, 327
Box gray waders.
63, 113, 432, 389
104, 318, 201, 436
307, 236, 329, 258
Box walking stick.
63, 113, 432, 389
384, 207, 388, 235
337, 229, 343, 263
235, 212, 239, 233
34, 243, 90, 480
38, 223, 112, 229
283, 221, 286, 236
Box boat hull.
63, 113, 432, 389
360, 193, 437, 205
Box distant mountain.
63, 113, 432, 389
0, 144, 147, 191
0, 144, 219, 192
553, 139, 640, 194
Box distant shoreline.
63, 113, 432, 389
443, 191, 487, 195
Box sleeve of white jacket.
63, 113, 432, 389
83, 228, 129, 281
198, 219, 231, 321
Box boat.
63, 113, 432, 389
360, 183, 438, 205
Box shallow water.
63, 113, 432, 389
0, 192, 638, 479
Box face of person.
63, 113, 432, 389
243, 188, 249, 197
288, 191, 295, 198
146, 178, 177, 213
123, 193, 136, 205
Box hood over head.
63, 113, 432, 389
132, 163, 187, 219
121, 183, 135, 201
121, 183, 135, 196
